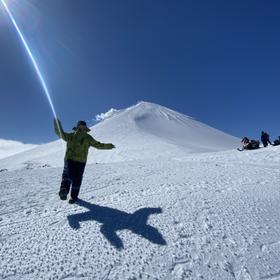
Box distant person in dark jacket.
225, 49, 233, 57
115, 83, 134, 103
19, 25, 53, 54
261, 131, 272, 147
273, 136, 280, 146
241, 137, 252, 150
239, 137, 260, 151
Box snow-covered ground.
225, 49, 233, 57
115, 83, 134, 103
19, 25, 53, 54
1, 146, 280, 280
1, 102, 279, 279
0, 139, 36, 160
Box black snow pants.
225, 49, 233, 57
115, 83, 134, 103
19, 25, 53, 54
262, 140, 268, 147
60, 159, 86, 200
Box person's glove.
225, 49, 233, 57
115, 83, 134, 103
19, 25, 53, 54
105, 143, 115, 149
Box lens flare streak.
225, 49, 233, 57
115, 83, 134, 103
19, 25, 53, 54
1, 0, 57, 119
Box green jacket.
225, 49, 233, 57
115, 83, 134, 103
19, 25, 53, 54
54, 120, 114, 163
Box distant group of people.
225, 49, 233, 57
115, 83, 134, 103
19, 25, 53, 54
240, 131, 280, 151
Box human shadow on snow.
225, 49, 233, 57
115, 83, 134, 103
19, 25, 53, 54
67, 199, 167, 250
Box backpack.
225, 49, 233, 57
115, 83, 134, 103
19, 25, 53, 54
250, 140, 260, 149
273, 140, 280, 146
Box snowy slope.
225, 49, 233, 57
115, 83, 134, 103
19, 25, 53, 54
90, 101, 240, 158
0, 102, 240, 170
0, 139, 37, 160
0, 146, 280, 279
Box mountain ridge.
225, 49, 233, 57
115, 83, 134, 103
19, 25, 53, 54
0, 102, 240, 170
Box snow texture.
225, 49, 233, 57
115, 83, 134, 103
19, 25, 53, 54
0, 146, 280, 279
1, 102, 279, 279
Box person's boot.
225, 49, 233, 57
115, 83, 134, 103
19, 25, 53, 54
69, 197, 77, 204
59, 188, 68, 200
70, 186, 80, 203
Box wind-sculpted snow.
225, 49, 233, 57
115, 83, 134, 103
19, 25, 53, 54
0, 146, 280, 279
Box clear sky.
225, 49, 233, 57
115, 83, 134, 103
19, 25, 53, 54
0, 0, 280, 144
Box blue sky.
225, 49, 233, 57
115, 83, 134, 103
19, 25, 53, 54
0, 0, 280, 144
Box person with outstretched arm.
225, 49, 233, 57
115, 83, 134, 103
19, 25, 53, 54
54, 119, 115, 204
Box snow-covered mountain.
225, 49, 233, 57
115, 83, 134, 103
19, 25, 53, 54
1, 102, 280, 279
0, 102, 240, 170
0, 139, 37, 160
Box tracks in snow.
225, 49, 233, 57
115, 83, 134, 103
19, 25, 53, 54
0, 150, 280, 279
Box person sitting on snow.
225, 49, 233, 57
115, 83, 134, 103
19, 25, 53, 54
240, 137, 260, 151
273, 136, 280, 146
54, 119, 115, 204
241, 137, 252, 150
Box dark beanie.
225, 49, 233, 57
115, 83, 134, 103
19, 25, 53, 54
77, 120, 87, 127
73, 120, 90, 132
